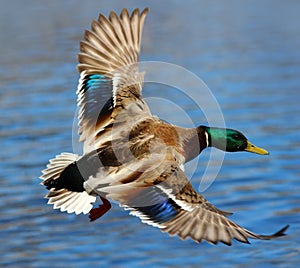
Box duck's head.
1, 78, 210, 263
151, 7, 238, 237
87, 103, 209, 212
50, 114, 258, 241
200, 126, 269, 155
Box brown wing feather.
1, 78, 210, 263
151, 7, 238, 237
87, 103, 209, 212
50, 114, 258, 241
76, 8, 150, 152
157, 166, 288, 245
78, 8, 148, 74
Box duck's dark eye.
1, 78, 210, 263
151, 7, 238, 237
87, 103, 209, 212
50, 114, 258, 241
233, 134, 239, 139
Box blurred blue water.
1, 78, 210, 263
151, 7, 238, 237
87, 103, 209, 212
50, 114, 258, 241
0, 1, 299, 267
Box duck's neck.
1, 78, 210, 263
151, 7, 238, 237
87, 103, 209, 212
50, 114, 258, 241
182, 126, 209, 162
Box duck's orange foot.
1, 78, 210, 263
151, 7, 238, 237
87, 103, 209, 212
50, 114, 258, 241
89, 196, 111, 222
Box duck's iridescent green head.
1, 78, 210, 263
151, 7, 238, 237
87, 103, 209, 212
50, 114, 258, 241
202, 126, 269, 155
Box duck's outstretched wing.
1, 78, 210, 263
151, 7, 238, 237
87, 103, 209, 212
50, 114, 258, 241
158, 168, 289, 245
76, 8, 150, 152
97, 156, 288, 245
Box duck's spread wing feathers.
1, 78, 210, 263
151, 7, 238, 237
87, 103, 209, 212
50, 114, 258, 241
159, 168, 288, 245
77, 8, 148, 75
76, 8, 150, 150
96, 157, 288, 245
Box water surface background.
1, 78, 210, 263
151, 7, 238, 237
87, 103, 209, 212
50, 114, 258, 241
1, 0, 299, 267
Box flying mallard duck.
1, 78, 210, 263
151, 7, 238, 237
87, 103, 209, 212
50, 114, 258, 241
41, 8, 288, 245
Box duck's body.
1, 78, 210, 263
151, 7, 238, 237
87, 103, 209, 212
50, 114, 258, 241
41, 8, 288, 245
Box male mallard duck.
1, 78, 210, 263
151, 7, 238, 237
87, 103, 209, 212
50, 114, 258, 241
41, 8, 288, 245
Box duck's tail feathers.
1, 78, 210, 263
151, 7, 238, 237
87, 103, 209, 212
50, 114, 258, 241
40, 153, 96, 215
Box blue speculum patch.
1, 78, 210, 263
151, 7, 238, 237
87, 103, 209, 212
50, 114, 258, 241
131, 188, 180, 224
86, 74, 107, 88
141, 199, 179, 223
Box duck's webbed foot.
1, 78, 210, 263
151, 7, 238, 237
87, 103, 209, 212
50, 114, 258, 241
89, 196, 111, 221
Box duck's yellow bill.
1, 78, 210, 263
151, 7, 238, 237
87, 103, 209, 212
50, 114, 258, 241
245, 141, 269, 155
